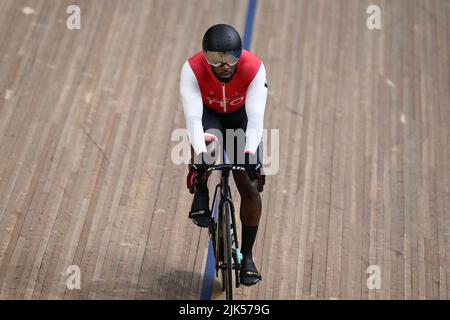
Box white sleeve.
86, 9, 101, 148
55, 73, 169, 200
245, 62, 268, 154
180, 61, 207, 155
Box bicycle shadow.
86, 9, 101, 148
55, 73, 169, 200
157, 269, 207, 300
82, 270, 206, 300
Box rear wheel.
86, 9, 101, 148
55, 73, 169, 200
217, 213, 225, 292
221, 268, 225, 292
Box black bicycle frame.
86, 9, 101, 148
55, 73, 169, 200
209, 164, 242, 283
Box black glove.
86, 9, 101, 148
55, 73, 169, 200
191, 163, 211, 175
242, 153, 262, 181
187, 162, 211, 193
244, 163, 263, 181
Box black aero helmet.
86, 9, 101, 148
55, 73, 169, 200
202, 24, 242, 53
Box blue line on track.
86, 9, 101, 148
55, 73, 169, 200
200, 192, 219, 300
200, 0, 258, 300
243, 0, 258, 50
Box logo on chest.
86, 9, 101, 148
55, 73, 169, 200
206, 91, 244, 107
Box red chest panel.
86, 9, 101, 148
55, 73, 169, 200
188, 50, 261, 113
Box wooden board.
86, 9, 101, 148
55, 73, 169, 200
0, 0, 449, 299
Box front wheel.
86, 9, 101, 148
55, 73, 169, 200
223, 201, 233, 300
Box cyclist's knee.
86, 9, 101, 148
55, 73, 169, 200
238, 181, 260, 201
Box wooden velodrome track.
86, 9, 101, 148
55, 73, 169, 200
0, 0, 449, 300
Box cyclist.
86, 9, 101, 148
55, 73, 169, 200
180, 24, 268, 286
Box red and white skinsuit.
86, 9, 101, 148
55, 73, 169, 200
179, 49, 268, 156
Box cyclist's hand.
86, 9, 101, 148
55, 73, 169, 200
256, 167, 265, 192
243, 152, 261, 182
187, 163, 211, 193
243, 163, 262, 181
191, 163, 211, 175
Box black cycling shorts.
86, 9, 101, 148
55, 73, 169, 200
201, 105, 261, 165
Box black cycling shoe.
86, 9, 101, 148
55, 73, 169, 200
240, 257, 262, 286
189, 182, 211, 228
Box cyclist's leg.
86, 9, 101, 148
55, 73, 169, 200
228, 105, 262, 228
233, 156, 262, 285
226, 106, 262, 285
